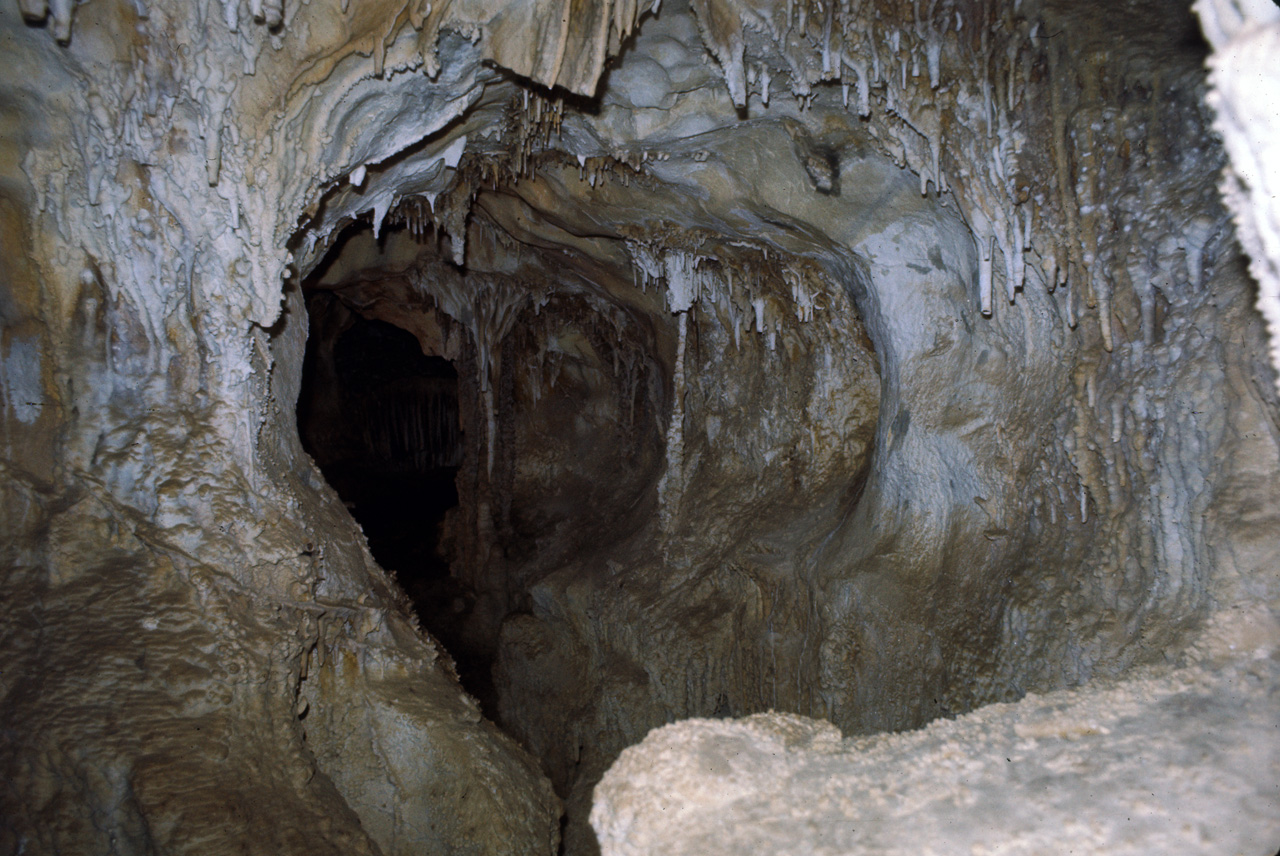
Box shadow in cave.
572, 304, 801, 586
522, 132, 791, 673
296, 306, 490, 706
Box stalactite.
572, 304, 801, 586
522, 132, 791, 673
676, 0, 1197, 355
979, 234, 994, 316
658, 309, 689, 535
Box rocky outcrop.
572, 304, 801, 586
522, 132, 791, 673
593, 663, 1280, 855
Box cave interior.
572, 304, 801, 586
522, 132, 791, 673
1, 0, 1279, 854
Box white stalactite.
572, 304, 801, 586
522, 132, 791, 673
927, 33, 941, 89
979, 235, 994, 316
658, 309, 689, 534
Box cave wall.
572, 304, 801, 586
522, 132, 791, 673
590, 1, 1280, 852
1, 0, 1278, 854
0, 1, 570, 853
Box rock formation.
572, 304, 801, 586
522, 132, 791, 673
0, 0, 1276, 854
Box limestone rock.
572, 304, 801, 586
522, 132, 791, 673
1, 0, 1277, 854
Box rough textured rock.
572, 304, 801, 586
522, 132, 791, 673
594, 660, 1280, 856
1, 0, 1278, 854
1198, 0, 1280, 385
0, 1, 570, 853
591, 1, 1280, 852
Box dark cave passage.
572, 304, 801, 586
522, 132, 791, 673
289, 216, 677, 725
295, 302, 492, 699
287, 195, 882, 853
303, 312, 460, 573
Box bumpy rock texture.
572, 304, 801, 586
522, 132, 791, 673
1, 0, 1277, 854
594, 664, 1280, 855
1198, 0, 1280, 384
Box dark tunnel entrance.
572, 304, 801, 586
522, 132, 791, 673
289, 216, 677, 722
286, 199, 883, 853
296, 301, 484, 697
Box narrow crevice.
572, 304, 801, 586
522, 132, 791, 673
295, 296, 491, 700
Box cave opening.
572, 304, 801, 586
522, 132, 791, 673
285, 173, 899, 856
299, 310, 462, 577
285, 162, 890, 839
291, 211, 677, 721
295, 285, 488, 694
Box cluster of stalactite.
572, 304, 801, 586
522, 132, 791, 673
351, 378, 461, 473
